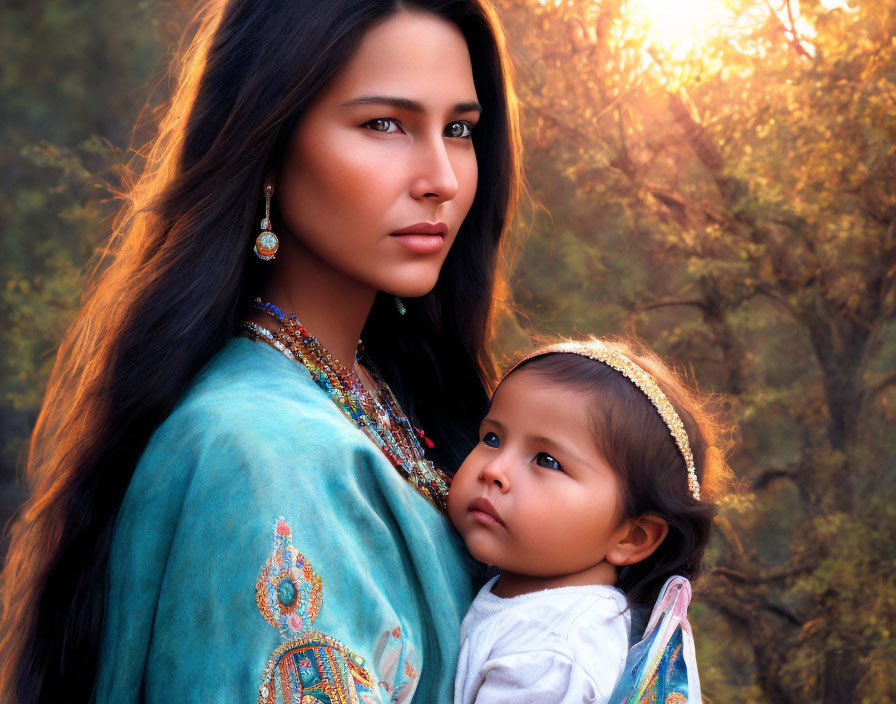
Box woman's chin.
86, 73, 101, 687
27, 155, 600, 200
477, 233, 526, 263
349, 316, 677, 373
382, 275, 442, 300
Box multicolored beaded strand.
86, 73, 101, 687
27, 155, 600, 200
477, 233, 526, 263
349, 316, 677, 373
242, 298, 450, 513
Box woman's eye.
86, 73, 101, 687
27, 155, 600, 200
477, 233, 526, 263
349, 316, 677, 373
445, 121, 473, 139
364, 118, 401, 134
535, 452, 562, 471
482, 431, 500, 448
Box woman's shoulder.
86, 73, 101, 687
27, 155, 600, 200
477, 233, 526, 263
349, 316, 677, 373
102, 339, 467, 704
115, 337, 396, 569
133, 337, 378, 493
163, 337, 370, 446
175, 337, 331, 420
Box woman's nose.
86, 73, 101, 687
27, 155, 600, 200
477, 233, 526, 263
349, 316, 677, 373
410, 137, 460, 202
479, 458, 510, 492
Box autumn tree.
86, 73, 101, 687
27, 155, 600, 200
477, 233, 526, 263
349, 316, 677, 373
496, 0, 896, 701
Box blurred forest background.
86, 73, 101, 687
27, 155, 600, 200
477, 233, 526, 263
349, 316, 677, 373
1, 0, 894, 701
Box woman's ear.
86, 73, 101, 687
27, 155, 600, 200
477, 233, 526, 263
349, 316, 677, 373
606, 515, 668, 567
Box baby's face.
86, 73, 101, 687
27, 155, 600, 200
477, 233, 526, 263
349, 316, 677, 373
447, 368, 629, 588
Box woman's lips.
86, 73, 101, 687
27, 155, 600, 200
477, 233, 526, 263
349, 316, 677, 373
390, 222, 448, 255
468, 497, 504, 526
391, 222, 448, 236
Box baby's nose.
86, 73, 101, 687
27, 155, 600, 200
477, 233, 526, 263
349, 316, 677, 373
479, 460, 510, 492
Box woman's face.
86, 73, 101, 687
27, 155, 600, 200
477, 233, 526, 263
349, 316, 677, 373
275, 10, 481, 298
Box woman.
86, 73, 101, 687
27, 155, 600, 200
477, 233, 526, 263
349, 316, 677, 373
0, 1, 520, 701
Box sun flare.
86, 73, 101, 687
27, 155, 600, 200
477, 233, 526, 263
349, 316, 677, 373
627, 0, 733, 59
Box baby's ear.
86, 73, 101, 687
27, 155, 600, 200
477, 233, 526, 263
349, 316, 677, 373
606, 515, 668, 567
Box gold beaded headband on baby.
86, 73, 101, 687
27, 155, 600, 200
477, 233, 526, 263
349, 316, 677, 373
506, 340, 701, 501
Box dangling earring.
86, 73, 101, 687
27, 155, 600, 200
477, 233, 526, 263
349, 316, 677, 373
254, 183, 279, 261
394, 296, 407, 316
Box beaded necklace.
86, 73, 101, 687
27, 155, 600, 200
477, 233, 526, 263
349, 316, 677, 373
241, 298, 450, 514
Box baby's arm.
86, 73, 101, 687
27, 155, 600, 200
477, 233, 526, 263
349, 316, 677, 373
473, 649, 614, 704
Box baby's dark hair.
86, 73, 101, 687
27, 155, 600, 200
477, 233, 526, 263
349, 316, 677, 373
511, 337, 731, 608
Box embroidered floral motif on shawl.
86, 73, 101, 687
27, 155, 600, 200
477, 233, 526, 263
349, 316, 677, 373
256, 517, 419, 704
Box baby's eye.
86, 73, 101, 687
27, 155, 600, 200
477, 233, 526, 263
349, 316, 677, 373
482, 431, 500, 448
364, 118, 402, 134
444, 121, 474, 139
535, 452, 562, 471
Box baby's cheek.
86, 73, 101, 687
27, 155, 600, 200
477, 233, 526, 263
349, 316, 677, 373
446, 473, 468, 532
512, 510, 564, 561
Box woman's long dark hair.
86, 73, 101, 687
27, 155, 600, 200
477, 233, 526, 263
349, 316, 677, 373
0, 1, 520, 701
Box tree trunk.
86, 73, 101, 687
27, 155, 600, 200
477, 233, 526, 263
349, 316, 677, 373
821, 649, 866, 704
803, 301, 870, 452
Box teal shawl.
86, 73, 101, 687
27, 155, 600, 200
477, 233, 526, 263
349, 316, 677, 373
96, 338, 475, 703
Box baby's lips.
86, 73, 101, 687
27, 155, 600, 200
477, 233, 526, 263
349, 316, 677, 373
468, 496, 505, 526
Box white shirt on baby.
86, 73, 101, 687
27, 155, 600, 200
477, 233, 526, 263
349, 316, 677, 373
454, 576, 631, 704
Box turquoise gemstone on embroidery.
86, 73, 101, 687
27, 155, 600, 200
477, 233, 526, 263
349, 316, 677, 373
278, 578, 297, 607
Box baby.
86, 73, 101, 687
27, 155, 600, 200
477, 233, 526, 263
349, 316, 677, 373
448, 338, 726, 703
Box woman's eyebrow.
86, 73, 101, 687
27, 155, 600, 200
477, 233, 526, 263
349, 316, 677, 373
340, 95, 482, 114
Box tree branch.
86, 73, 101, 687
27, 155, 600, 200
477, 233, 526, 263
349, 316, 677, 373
762, 0, 813, 59
709, 566, 753, 582
755, 284, 800, 317
642, 299, 705, 311
867, 372, 896, 400
784, 0, 813, 59
753, 463, 799, 490
715, 516, 749, 563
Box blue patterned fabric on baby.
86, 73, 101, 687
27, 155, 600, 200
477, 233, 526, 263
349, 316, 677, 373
608, 576, 701, 704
